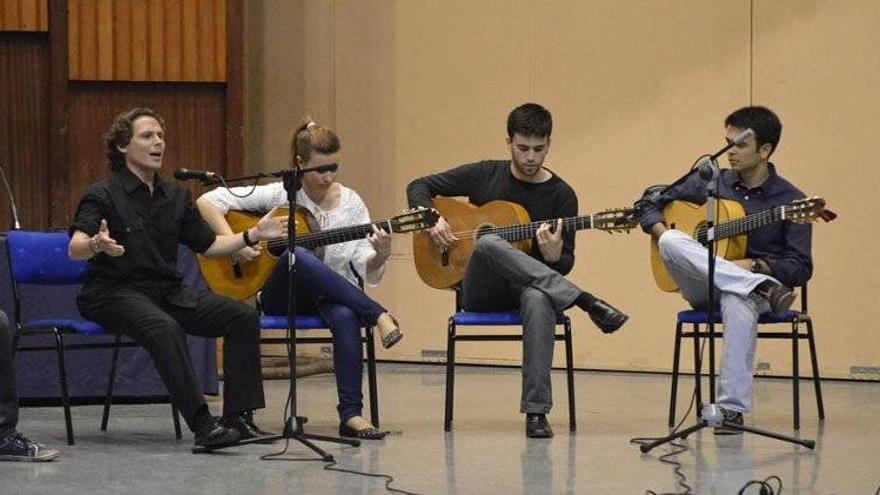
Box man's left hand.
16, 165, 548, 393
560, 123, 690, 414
536, 218, 563, 263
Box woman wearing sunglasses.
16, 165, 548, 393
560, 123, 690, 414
197, 120, 401, 440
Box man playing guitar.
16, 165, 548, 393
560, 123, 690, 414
638, 106, 811, 434
406, 103, 628, 438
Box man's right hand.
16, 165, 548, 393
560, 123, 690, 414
428, 215, 458, 249
235, 245, 262, 262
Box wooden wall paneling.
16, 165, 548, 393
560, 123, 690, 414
165, 0, 181, 80
112, 0, 131, 80
129, 0, 147, 80
197, 0, 214, 80
66, 0, 77, 75
181, 0, 198, 81
48, 0, 69, 228
215, 0, 225, 80
0, 32, 51, 230
148, 0, 163, 79
75, 0, 95, 80
0, 0, 47, 31
65, 83, 227, 215
225, 0, 241, 175
96, 0, 112, 79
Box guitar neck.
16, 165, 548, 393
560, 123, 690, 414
696, 206, 783, 243
488, 215, 598, 242
266, 220, 393, 250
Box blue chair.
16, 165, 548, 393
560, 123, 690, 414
668, 285, 825, 430
258, 309, 380, 427
444, 291, 576, 432
6, 230, 181, 445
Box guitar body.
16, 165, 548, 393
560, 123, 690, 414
197, 207, 317, 301
413, 198, 532, 289
650, 199, 747, 292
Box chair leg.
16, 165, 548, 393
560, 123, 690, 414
171, 402, 182, 439
101, 334, 123, 431
668, 320, 683, 427
444, 318, 456, 432
54, 331, 75, 446
365, 325, 380, 428
692, 323, 702, 419
564, 318, 576, 432
804, 317, 825, 420
792, 317, 801, 430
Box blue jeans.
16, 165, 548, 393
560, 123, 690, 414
261, 247, 385, 422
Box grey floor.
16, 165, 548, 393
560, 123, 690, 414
2, 363, 879, 494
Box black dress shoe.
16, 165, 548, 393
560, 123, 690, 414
588, 299, 629, 334
222, 413, 276, 443
339, 422, 389, 440
752, 281, 796, 315
525, 414, 553, 438
194, 417, 241, 447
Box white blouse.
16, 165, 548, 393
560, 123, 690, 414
201, 181, 386, 287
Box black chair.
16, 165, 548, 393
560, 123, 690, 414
668, 285, 825, 430
6, 230, 181, 445
444, 291, 576, 432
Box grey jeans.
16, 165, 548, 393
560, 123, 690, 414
658, 229, 774, 413
461, 234, 582, 414
0, 310, 18, 439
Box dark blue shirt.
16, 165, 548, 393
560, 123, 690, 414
638, 164, 812, 287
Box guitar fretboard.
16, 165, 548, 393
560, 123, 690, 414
265, 220, 393, 250
486, 215, 602, 242
695, 206, 783, 244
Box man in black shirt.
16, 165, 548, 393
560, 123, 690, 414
638, 106, 808, 434
68, 108, 283, 448
407, 103, 628, 438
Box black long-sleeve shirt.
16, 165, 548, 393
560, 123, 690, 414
406, 160, 578, 275
638, 164, 812, 287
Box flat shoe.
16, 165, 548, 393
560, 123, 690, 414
339, 422, 389, 440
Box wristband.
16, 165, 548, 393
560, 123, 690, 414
242, 229, 258, 247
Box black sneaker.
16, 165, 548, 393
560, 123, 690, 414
0, 431, 59, 462
752, 281, 796, 316
588, 299, 629, 334
525, 414, 554, 438
713, 408, 744, 435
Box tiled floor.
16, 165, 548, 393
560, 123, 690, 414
2, 363, 878, 494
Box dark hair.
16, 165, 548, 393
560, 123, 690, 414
507, 103, 553, 139
289, 119, 341, 166
105, 107, 165, 171
724, 106, 782, 157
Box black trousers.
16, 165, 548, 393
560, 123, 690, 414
0, 310, 19, 439
78, 284, 264, 431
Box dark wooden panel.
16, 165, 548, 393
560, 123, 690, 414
0, 32, 51, 231
65, 82, 228, 223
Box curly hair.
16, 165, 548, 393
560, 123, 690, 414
104, 107, 165, 171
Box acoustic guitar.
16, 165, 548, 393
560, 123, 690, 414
412, 197, 638, 289
199, 207, 438, 300
650, 196, 836, 292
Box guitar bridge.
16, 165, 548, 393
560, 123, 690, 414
232, 259, 244, 279
441, 246, 449, 267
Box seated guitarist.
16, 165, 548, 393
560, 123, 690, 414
197, 120, 401, 440
638, 106, 811, 434
407, 103, 628, 438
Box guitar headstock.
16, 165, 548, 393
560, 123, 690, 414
593, 207, 640, 233
784, 196, 837, 224
388, 208, 441, 233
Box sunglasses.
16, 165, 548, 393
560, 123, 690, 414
301, 163, 339, 174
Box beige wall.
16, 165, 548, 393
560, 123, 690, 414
245, 0, 880, 380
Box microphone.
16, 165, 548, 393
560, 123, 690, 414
698, 128, 756, 181
0, 162, 22, 229
173, 168, 219, 184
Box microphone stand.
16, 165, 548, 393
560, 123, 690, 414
191, 168, 358, 458
638, 138, 815, 454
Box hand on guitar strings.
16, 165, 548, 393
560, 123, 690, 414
535, 218, 564, 263
427, 215, 458, 250
368, 224, 392, 262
